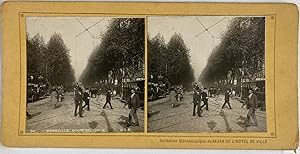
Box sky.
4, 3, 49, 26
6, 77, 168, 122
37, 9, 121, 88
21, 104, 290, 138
26, 16, 233, 82
148, 16, 234, 80
26, 16, 112, 80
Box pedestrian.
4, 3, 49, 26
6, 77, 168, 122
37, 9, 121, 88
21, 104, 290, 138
74, 86, 83, 117
245, 88, 258, 127
222, 89, 232, 109
60, 85, 65, 100
124, 88, 140, 126
176, 86, 183, 101
192, 86, 201, 117
103, 89, 113, 109
200, 88, 209, 111
113, 89, 117, 100
51, 87, 58, 109
169, 87, 177, 108
82, 88, 90, 111
215, 88, 221, 100
97, 88, 102, 99
232, 89, 236, 97
57, 86, 63, 102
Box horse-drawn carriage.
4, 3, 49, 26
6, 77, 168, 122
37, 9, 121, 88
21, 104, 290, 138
27, 83, 48, 102
208, 87, 218, 97
90, 86, 101, 98
148, 82, 168, 101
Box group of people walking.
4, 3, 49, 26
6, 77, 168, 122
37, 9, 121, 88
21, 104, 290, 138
102, 88, 141, 126
73, 83, 141, 127
221, 87, 258, 127
73, 83, 91, 117
169, 85, 186, 108
50, 85, 65, 109
189, 83, 259, 127
191, 83, 209, 117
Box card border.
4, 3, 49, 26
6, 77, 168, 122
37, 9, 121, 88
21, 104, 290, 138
2, 2, 298, 149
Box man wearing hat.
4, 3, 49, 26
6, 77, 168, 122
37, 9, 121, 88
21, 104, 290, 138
200, 87, 209, 111
245, 88, 258, 127
103, 89, 113, 109
74, 85, 83, 117
192, 85, 201, 116
82, 88, 91, 111
222, 89, 232, 109
124, 88, 140, 126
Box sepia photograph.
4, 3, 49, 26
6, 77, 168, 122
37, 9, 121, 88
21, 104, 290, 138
147, 16, 266, 133
1, 1, 299, 149
25, 17, 145, 133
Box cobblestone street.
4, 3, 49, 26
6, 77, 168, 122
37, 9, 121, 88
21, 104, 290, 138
148, 92, 266, 133
26, 93, 144, 133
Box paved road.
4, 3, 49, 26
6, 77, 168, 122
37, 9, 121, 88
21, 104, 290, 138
148, 92, 266, 133
26, 93, 144, 133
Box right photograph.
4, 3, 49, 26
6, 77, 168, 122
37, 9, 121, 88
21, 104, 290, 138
147, 16, 266, 133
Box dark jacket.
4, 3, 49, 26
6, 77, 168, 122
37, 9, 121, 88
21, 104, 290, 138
75, 88, 83, 101
106, 91, 112, 101
201, 91, 208, 101
225, 91, 230, 102
193, 90, 201, 103
247, 93, 258, 110
127, 93, 140, 110
83, 92, 90, 102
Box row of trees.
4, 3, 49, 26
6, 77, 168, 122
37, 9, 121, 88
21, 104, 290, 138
148, 33, 194, 87
27, 33, 75, 88
199, 17, 265, 86
79, 18, 145, 86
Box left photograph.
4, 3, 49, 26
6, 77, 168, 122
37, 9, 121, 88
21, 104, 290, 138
25, 17, 145, 133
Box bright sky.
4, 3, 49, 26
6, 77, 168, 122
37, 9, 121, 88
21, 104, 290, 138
148, 16, 234, 81
26, 17, 112, 81
27, 16, 233, 82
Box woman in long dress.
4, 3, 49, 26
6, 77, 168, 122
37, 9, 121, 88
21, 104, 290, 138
51, 87, 58, 109
169, 87, 177, 108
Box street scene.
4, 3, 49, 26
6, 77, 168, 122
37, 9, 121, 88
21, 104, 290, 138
148, 92, 266, 132
26, 92, 144, 133
147, 16, 266, 133
26, 17, 145, 133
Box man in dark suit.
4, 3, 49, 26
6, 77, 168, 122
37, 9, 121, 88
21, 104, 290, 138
222, 89, 232, 109
200, 88, 209, 111
103, 89, 113, 109
246, 89, 258, 127
192, 85, 201, 116
74, 86, 83, 117
124, 88, 140, 126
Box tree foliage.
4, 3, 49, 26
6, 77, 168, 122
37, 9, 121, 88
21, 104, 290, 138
80, 18, 145, 86
148, 33, 194, 86
27, 33, 75, 87
46, 33, 75, 87
199, 17, 265, 86
27, 34, 46, 78
148, 34, 167, 79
